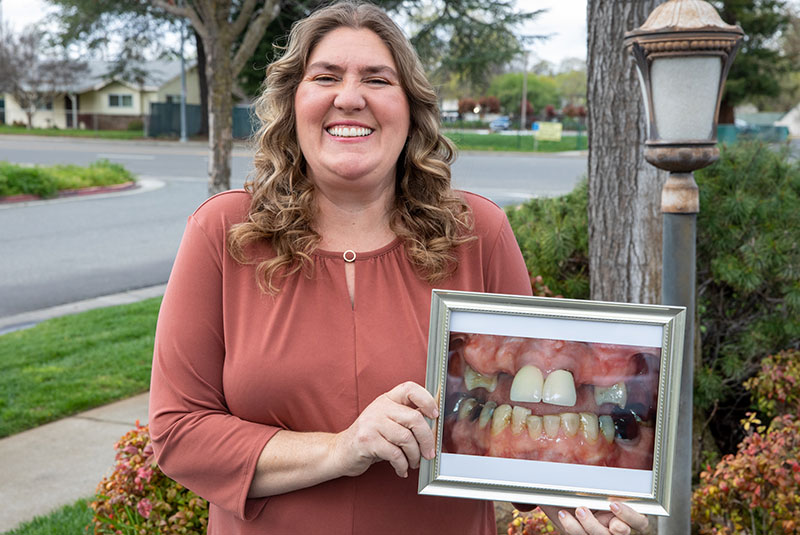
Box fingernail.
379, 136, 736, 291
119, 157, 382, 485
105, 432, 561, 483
432, 408, 439, 418
576, 507, 587, 519
558, 510, 566, 520
610, 502, 621, 514
428, 448, 436, 458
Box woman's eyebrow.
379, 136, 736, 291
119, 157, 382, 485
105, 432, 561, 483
306, 62, 398, 78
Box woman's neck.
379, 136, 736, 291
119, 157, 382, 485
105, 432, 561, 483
314, 185, 396, 252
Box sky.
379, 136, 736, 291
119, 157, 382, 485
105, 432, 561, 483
0, 0, 588, 66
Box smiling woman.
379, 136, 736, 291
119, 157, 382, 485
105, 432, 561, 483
146, 2, 645, 535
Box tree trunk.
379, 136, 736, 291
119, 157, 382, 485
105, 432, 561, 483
205, 36, 234, 197
195, 29, 209, 137
587, 0, 666, 305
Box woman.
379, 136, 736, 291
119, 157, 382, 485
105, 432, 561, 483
149, 2, 648, 534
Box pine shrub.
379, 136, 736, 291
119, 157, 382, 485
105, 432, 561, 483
694, 142, 800, 451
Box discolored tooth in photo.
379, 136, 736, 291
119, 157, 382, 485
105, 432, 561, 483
491, 404, 513, 436
543, 414, 560, 438
464, 364, 498, 393
511, 406, 532, 435
542, 369, 577, 407
580, 412, 599, 443
594, 381, 628, 408
526, 415, 543, 439
457, 398, 478, 420
599, 415, 615, 443
478, 401, 497, 429
509, 365, 544, 403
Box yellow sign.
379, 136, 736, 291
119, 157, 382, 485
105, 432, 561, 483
533, 121, 563, 142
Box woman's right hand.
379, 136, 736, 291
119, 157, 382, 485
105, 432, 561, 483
333, 381, 439, 479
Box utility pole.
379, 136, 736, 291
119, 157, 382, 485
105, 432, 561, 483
179, 0, 188, 143
520, 50, 528, 132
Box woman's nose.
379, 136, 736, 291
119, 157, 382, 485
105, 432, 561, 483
333, 81, 366, 111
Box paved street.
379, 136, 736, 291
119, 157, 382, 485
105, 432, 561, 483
0, 135, 587, 318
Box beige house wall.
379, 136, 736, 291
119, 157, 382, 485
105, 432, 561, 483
155, 68, 201, 105
1, 93, 69, 129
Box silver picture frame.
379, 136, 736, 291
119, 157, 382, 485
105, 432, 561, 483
418, 290, 686, 516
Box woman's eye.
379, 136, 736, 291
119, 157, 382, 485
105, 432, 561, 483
366, 78, 390, 86
313, 75, 337, 83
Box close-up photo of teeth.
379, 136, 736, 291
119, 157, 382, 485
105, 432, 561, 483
441, 333, 661, 471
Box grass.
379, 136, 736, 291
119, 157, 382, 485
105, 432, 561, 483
2, 498, 92, 535
0, 297, 161, 438
445, 131, 588, 152
0, 160, 135, 198
0, 124, 144, 140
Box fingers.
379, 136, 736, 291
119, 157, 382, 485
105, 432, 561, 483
385, 381, 439, 420
338, 382, 438, 479
609, 502, 649, 533
540, 505, 647, 535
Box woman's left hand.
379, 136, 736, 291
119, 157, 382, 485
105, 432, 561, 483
539, 503, 650, 535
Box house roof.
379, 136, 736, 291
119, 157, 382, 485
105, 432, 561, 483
64, 60, 194, 94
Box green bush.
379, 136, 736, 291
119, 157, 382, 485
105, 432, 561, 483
694, 142, 800, 442
90, 423, 208, 534
0, 162, 58, 198
506, 179, 589, 299
0, 160, 134, 198
127, 119, 144, 131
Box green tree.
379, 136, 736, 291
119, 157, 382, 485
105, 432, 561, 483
553, 68, 586, 107
712, 0, 791, 122
487, 72, 559, 118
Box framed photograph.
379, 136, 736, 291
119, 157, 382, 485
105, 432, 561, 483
418, 290, 686, 516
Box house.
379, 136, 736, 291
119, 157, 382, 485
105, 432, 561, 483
0, 60, 201, 130
776, 104, 800, 138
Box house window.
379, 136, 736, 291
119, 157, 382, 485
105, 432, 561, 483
109, 94, 133, 108
165, 94, 182, 104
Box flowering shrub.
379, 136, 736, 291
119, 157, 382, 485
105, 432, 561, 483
743, 349, 800, 420
90, 422, 208, 534
692, 413, 800, 534
507, 507, 556, 534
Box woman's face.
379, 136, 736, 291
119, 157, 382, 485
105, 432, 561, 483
294, 27, 411, 197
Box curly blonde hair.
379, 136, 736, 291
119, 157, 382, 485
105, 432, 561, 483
228, 0, 475, 293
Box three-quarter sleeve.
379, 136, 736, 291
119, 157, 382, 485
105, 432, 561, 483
148, 211, 279, 520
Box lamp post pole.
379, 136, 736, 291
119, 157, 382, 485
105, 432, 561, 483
624, 0, 743, 529
179, 0, 188, 143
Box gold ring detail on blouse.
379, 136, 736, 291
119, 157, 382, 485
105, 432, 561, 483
343, 250, 357, 263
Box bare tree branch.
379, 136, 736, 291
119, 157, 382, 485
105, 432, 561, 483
230, 0, 259, 40
232, 0, 279, 76
150, 0, 207, 39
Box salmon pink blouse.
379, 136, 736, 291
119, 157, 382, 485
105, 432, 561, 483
149, 189, 533, 534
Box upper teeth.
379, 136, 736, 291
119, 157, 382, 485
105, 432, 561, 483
542, 369, 577, 407
464, 364, 498, 392
510, 366, 576, 407
327, 126, 372, 137
594, 382, 628, 408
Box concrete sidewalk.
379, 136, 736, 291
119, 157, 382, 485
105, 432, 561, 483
0, 394, 150, 532
0, 286, 163, 533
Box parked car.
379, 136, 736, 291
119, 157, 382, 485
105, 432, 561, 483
489, 116, 511, 132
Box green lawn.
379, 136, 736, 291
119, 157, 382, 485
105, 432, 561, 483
0, 297, 161, 438
445, 131, 588, 152
2, 499, 92, 535
0, 125, 144, 140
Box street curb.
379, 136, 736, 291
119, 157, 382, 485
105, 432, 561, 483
0, 284, 167, 335
0, 181, 137, 204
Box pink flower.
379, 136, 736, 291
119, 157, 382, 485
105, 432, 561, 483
136, 466, 153, 483
137, 498, 153, 519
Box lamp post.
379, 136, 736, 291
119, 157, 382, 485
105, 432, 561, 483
624, 1, 743, 531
